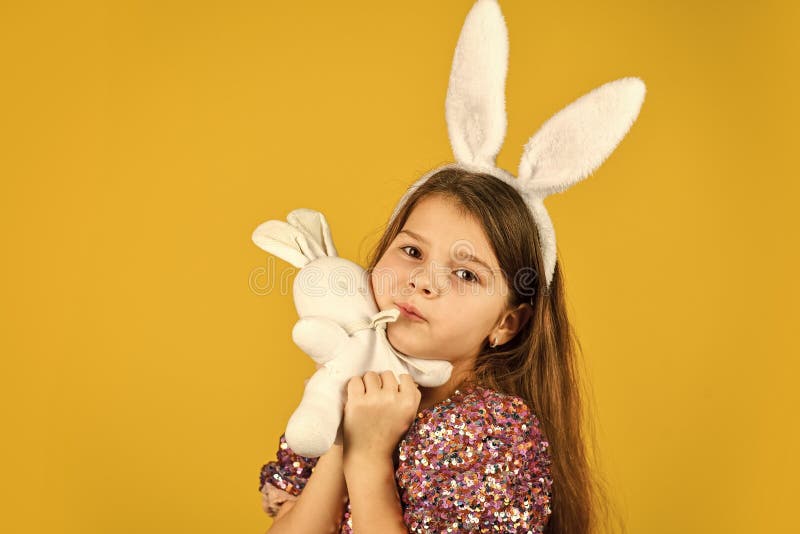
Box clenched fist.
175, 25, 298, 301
342, 371, 421, 459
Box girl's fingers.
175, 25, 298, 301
347, 375, 365, 399
398, 373, 419, 394
380, 370, 399, 391
362, 371, 382, 393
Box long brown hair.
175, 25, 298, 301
363, 167, 624, 534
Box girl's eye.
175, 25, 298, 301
400, 245, 480, 284
400, 245, 421, 258
455, 269, 479, 283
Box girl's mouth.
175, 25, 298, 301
396, 303, 426, 322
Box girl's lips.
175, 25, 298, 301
396, 303, 426, 322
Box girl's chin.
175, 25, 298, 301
386, 329, 429, 359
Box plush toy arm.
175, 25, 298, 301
373, 326, 454, 387
366, 351, 453, 389
292, 317, 350, 366
399, 356, 454, 387
285, 369, 347, 458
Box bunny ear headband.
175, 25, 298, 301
388, 0, 646, 291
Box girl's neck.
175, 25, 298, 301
417, 368, 477, 412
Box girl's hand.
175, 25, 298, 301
342, 371, 421, 459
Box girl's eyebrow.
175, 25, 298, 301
398, 229, 494, 273
399, 229, 429, 244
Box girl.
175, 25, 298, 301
258, 167, 620, 533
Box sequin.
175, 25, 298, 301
258, 384, 554, 532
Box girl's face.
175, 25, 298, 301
371, 194, 511, 365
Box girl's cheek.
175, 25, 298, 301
372, 264, 401, 297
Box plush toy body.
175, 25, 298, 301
252, 208, 453, 458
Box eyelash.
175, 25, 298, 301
399, 245, 480, 284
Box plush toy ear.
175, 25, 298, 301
445, 0, 508, 169
286, 208, 338, 257
251, 208, 338, 268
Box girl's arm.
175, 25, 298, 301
267, 442, 348, 534
343, 449, 407, 533
341, 371, 420, 533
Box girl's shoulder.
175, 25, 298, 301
412, 383, 548, 446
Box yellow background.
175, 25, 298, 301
2, 1, 797, 532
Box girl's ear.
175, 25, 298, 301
493, 302, 534, 344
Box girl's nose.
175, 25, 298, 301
409, 280, 437, 296
409, 266, 441, 297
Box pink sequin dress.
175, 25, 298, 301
258, 383, 554, 533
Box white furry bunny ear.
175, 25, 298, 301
445, 0, 508, 169
517, 77, 646, 288
517, 77, 646, 196
252, 208, 338, 268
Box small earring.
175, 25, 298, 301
490, 336, 498, 348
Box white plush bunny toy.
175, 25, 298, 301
251, 209, 453, 458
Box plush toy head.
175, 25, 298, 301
252, 208, 453, 457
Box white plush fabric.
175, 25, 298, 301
252, 208, 453, 458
